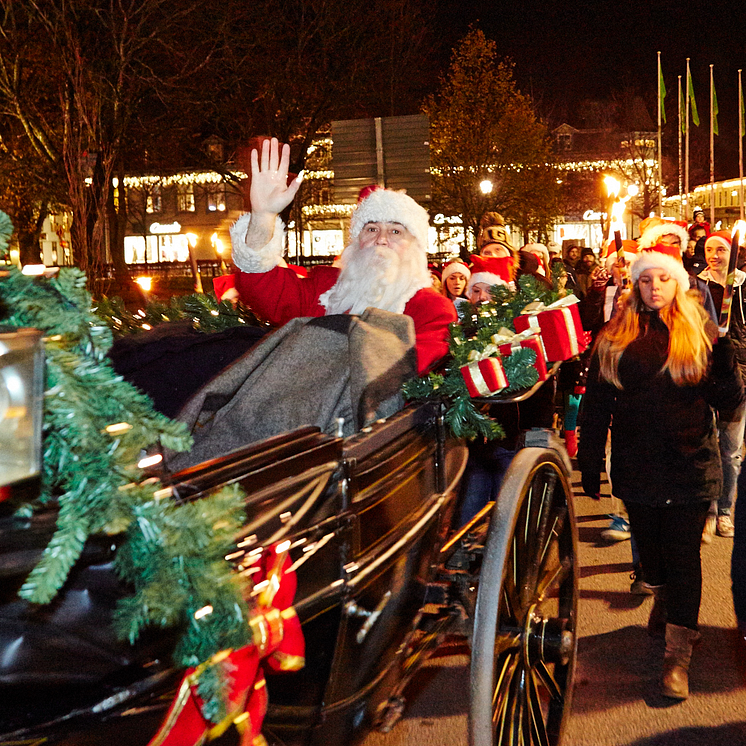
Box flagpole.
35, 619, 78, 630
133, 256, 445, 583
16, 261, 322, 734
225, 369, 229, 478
738, 70, 743, 220
685, 58, 691, 222
710, 64, 715, 227
678, 75, 683, 220
658, 51, 664, 215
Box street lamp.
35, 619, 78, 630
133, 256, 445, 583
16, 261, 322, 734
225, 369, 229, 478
479, 180, 493, 195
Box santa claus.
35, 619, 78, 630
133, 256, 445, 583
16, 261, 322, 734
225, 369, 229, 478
230, 138, 456, 374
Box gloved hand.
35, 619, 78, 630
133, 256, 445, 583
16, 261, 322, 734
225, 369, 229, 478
711, 336, 737, 378
581, 472, 601, 500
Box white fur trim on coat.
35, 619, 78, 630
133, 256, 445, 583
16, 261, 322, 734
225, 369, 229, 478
230, 213, 286, 273
630, 250, 690, 293
638, 222, 690, 254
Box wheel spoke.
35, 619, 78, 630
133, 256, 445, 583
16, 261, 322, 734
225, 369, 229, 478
494, 630, 520, 657
536, 555, 573, 603
493, 652, 519, 740
522, 470, 559, 606
534, 659, 564, 702
504, 665, 523, 746
528, 668, 551, 746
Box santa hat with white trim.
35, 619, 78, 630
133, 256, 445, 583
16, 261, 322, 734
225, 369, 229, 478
467, 255, 515, 292
638, 221, 690, 253
441, 260, 471, 285
704, 230, 732, 254
630, 243, 690, 293
348, 186, 430, 254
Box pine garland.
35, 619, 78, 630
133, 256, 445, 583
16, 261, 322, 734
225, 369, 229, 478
95, 291, 264, 337
403, 272, 563, 439
0, 267, 254, 719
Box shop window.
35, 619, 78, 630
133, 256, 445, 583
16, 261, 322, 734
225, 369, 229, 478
177, 184, 195, 212
206, 184, 226, 212
146, 185, 162, 213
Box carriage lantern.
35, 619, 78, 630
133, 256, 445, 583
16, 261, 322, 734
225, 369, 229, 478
0, 326, 44, 492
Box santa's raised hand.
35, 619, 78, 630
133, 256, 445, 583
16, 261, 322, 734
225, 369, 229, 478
244, 137, 303, 249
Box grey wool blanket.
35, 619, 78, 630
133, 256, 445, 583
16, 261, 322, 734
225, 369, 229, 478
166, 308, 418, 470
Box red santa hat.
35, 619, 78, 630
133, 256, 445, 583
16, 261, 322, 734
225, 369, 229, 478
704, 230, 732, 254
349, 187, 430, 254
630, 243, 690, 293
467, 255, 515, 292
441, 260, 471, 284
637, 221, 690, 253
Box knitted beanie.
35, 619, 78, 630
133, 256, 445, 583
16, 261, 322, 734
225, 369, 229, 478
630, 243, 690, 293
348, 188, 430, 254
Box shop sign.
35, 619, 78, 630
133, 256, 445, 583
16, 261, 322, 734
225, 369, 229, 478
583, 209, 607, 221
150, 221, 181, 234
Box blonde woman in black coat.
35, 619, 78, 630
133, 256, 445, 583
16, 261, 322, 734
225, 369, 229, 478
578, 244, 744, 700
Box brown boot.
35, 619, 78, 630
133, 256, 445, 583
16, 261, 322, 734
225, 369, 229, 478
647, 585, 666, 638
661, 624, 699, 700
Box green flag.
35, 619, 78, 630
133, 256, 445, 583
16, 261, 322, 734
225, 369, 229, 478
713, 77, 719, 135
688, 68, 700, 126
659, 57, 667, 124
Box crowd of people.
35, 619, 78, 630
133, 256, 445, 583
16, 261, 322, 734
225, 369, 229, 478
227, 138, 744, 704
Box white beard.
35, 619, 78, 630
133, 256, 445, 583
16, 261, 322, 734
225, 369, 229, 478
319, 239, 432, 316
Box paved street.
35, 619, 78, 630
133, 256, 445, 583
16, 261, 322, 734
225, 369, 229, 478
363, 469, 746, 746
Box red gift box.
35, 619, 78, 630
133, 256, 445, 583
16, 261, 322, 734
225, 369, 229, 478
513, 297, 588, 362
496, 332, 548, 382
461, 357, 508, 397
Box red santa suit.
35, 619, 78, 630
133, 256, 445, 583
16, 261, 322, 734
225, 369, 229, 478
230, 188, 456, 375
235, 264, 456, 375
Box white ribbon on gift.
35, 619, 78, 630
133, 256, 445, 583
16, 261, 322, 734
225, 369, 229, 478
520, 294, 580, 315
466, 327, 538, 363
489, 327, 540, 354
520, 295, 580, 358
464, 359, 507, 396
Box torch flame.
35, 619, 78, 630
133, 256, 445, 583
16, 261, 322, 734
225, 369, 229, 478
734, 220, 746, 246
604, 176, 621, 199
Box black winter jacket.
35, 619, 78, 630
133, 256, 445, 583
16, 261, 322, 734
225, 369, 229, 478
578, 311, 744, 506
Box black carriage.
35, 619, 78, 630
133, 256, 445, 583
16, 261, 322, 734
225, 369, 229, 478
0, 357, 578, 746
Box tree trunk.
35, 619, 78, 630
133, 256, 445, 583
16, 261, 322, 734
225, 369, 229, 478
107, 161, 131, 284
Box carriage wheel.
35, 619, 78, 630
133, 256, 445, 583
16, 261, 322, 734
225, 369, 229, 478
470, 447, 578, 746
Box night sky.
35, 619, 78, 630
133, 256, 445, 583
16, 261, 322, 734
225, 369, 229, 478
436, 1, 746, 178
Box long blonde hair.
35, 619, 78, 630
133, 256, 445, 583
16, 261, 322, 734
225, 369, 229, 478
597, 284, 712, 388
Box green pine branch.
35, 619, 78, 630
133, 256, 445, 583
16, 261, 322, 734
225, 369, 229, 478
94, 290, 263, 338
0, 268, 257, 715
403, 267, 563, 440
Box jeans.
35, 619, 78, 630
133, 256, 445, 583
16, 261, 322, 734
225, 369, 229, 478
458, 447, 515, 525
625, 500, 710, 630
716, 404, 746, 515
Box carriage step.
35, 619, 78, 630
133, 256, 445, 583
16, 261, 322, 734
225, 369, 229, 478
375, 696, 406, 733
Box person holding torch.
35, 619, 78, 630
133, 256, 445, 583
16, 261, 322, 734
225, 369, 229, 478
578, 242, 744, 700
698, 229, 746, 540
